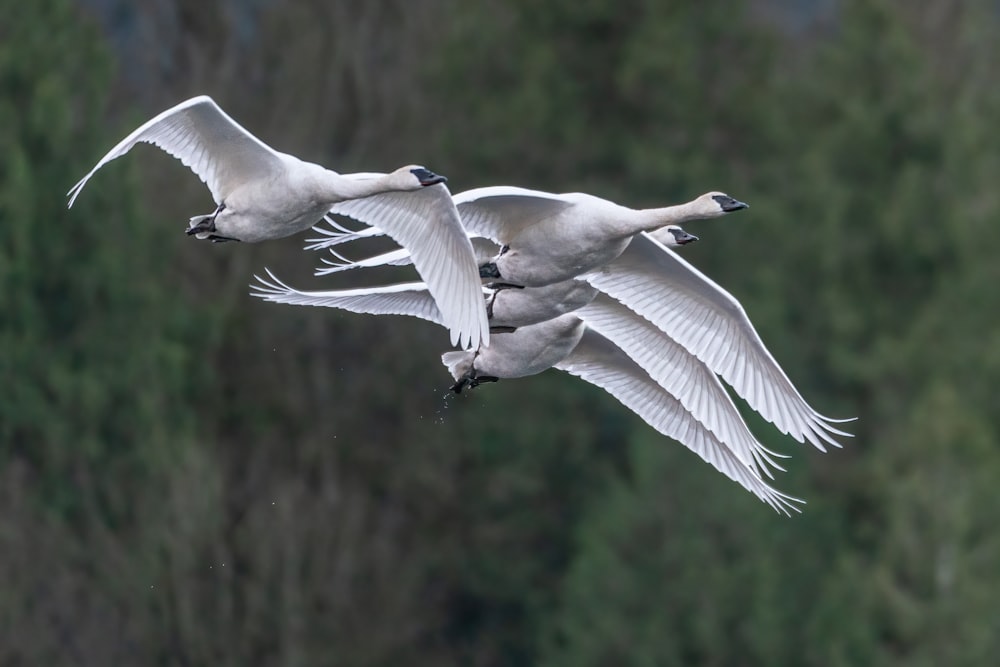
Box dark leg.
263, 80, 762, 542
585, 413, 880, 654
185, 218, 213, 236
489, 326, 517, 334
450, 372, 500, 394
485, 282, 524, 291
486, 291, 498, 319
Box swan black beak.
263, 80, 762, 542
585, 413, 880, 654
669, 228, 700, 245
411, 167, 448, 186
712, 194, 749, 212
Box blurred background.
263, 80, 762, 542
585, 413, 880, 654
3, 0, 1000, 664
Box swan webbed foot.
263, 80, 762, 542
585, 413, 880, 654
479, 262, 501, 279
185, 217, 215, 236
186, 203, 227, 237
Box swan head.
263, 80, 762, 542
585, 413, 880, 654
703, 191, 749, 215
406, 165, 448, 187
649, 224, 699, 247
662, 225, 699, 246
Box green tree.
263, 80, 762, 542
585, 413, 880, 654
0, 1, 215, 662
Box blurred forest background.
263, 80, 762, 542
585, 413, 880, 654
3, 0, 1000, 664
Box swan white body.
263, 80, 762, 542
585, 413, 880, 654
67, 95, 488, 349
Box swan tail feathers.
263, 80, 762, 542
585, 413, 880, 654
441, 351, 475, 382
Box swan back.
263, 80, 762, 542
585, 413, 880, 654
454, 186, 576, 244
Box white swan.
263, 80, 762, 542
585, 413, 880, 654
326, 185, 743, 287
66, 95, 488, 349
446, 317, 800, 514
250, 274, 799, 513
443, 315, 801, 515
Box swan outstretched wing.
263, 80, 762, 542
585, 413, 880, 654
556, 329, 802, 515
584, 233, 854, 451
576, 295, 787, 478
68, 96, 284, 207
328, 183, 490, 350
250, 270, 444, 325
453, 186, 574, 244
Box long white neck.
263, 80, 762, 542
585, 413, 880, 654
325, 172, 403, 201
628, 203, 710, 233
304, 164, 411, 203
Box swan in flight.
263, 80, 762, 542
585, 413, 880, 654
66, 95, 488, 349
249, 273, 799, 514
443, 315, 800, 514
325, 185, 744, 287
